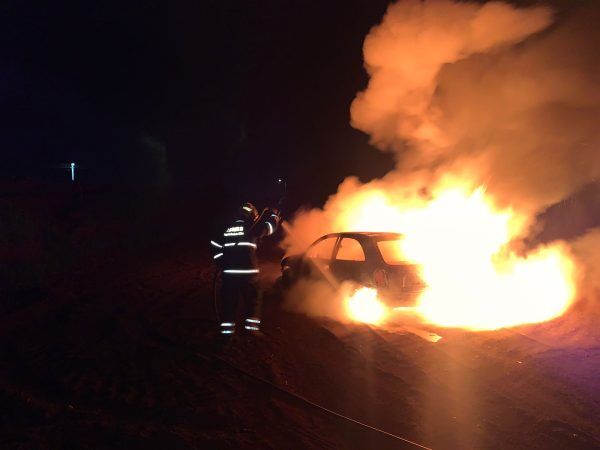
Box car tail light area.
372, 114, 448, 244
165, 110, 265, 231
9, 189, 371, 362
373, 269, 388, 288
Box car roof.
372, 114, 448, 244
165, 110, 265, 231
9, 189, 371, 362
320, 231, 403, 240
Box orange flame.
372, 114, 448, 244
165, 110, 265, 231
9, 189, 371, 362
338, 181, 577, 330
346, 287, 388, 325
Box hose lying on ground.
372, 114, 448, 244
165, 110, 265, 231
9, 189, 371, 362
198, 351, 433, 450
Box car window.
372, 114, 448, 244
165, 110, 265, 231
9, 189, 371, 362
336, 238, 365, 261
306, 237, 337, 260
376, 240, 406, 265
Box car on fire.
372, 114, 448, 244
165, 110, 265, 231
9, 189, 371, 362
280, 232, 426, 307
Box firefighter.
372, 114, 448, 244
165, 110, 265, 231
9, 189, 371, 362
211, 202, 281, 339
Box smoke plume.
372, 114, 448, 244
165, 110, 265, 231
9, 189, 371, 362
285, 0, 599, 247
284, 0, 600, 341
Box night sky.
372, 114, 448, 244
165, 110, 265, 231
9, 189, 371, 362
1, 1, 396, 210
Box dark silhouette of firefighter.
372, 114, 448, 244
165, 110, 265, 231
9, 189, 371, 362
211, 202, 281, 338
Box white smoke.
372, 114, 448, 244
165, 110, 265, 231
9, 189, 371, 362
286, 0, 599, 249
284, 1, 600, 344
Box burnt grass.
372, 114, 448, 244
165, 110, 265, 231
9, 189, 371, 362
1, 182, 600, 449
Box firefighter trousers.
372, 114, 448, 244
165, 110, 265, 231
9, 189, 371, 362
219, 274, 262, 334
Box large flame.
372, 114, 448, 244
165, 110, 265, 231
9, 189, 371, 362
337, 181, 577, 330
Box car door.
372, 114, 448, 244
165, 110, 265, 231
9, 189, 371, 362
330, 237, 368, 285
303, 235, 338, 280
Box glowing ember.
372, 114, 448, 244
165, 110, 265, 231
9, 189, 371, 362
346, 287, 387, 325
337, 182, 577, 330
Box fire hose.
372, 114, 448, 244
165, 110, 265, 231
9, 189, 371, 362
197, 350, 433, 450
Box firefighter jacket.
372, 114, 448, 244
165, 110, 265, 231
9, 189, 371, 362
211, 208, 280, 274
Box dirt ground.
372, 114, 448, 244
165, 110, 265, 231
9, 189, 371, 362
1, 250, 599, 449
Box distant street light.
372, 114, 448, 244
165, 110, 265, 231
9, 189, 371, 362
70, 162, 76, 181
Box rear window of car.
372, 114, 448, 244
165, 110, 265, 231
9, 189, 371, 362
376, 239, 407, 265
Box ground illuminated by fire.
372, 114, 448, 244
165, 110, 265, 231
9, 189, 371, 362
341, 182, 577, 330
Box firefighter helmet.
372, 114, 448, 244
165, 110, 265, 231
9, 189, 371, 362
240, 202, 259, 222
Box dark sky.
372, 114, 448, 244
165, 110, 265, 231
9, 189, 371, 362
1, 1, 395, 209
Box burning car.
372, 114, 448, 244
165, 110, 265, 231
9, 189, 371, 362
281, 232, 425, 307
